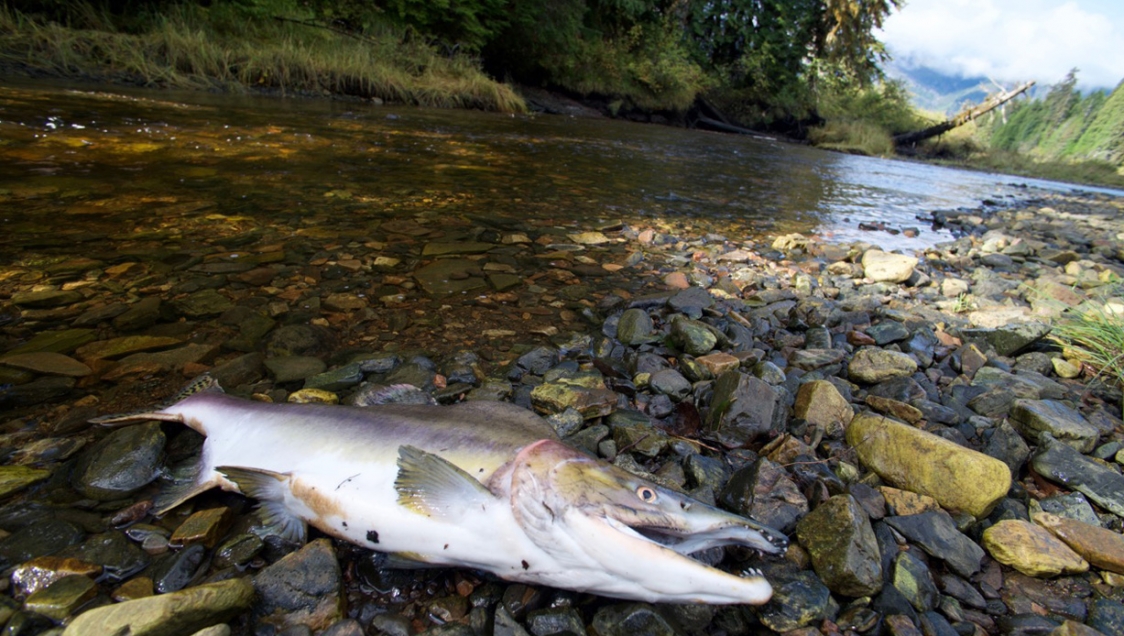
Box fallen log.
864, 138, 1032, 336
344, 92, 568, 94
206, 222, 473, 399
893, 80, 1035, 147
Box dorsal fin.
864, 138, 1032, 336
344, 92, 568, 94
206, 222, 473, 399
90, 374, 224, 426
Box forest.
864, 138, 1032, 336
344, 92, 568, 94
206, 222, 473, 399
2, 0, 1122, 186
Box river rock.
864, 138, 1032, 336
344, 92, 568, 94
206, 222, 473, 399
648, 368, 692, 402
845, 413, 1010, 518
862, 250, 918, 283
0, 466, 51, 498
63, 577, 254, 636
1031, 434, 1124, 518
113, 297, 162, 332
24, 574, 97, 621
982, 520, 1088, 577
526, 607, 586, 636
1088, 598, 1124, 636
253, 538, 343, 633
1010, 399, 1100, 453
8, 328, 95, 355
0, 519, 86, 571
59, 531, 150, 581
1032, 512, 1124, 574
891, 550, 939, 612
0, 352, 91, 377
169, 508, 232, 549
414, 259, 486, 296
149, 544, 206, 593
174, 289, 233, 318
615, 308, 654, 345
209, 352, 265, 389
264, 356, 326, 383
304, 362, 365, 392
867, 320, 911, 345
76, 335, 183, 361
757, 569, 837, 632
848, 349, 918, 383
0, 375, 76, 406
668, 287, 714, 313
11, 556, 102, 598
530, 382, 617, 420
794, 495, 883, 597
885, 512, 985, 578
591, 603, 676, 636
706, 370, 780, 447
670, 316, 717, 355
793, 380, 853, 437
71, 423, 165, 500
720, 458, 808, 533
11, 290, 83, 308
982, 421, 1031, 476
788, 348, 846, 371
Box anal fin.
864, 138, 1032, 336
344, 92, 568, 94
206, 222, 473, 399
395, 445, 495, 519
218, 466, 307, 544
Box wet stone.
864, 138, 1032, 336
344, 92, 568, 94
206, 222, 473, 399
526, 607, 587, 636
63, 577, 255, 636
170, 507, 232, 549
891, 513, 984, 579
304, 362, 365, 392
648, 368, 692, 401
59, 531, 150, 581
530, 382, 616, 420
253, 538, 343, 633
75, 335, 183, 361
24, 574, 96, 622
209, 352, 265, 388
0, 353, 91, 377
0, 376, 76, 407
794, 494, 883, 597
608, 410, 667, 457
113, 297, 161, 332
71, 422, 165, 500
1010, 399, 1100, 453
288, 388, 339, 404
414, 259, 486, 296
848, 349, 918, 383
11, 290, 83, 308
112, 576, 154, 602
266, 325, 335, 357
0, 519, 86, 571
7, 329, 95, 355
0, 466, 52, 499
670, 316, 717, 355
10, 557, 102, 598
264, 356, 326, 383
149, 543, 206, 593
591, 603, 676, 636
758, 569, 837, 633
213, 533, 265, 569
174, 289, 233, 318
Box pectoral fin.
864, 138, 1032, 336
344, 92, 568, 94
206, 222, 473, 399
218, 466, 307, 543
395, 446, 495, 519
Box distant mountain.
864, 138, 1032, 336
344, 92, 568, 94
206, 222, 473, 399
881, 59, 1000, 116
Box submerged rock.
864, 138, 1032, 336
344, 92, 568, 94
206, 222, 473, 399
63, 577, 254, 636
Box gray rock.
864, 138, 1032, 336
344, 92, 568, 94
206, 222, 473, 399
413, 259, 486, 296
0, 376, 76, 406
794, 495, 883, 597
848, 349, 918, 383
304, 362, 365, 392
616, 308, 654, 345
867, 320, 910, 345
961, 322, 1051, 357
266, 324, 335, 357
149, 543, 206, 593
758, 569, 837, 632
0, 519, 85, 571
208, 353, 264, 390
670, 316, 717, 356
892, 550, 939, 612
1010, 399, 1099, 453
705, 370, 780, 447
1088, 598, 1124, 636
983, 421, 1030, 476
71, 423, 165, 500
667, 287, 714, 313
884, 511, 985, 578
526, 607, 586, 636
264, 356, 326, 383
591, 604, 676, 636
649, 368, 692, 401
1032, 434, 1124, 517
720, 458, 808, 534
59, 531, 150, 581
608, 410, 667, 457
1031, 492, 1101, 527
254, 538, 343, 633
684, 454, 728, 492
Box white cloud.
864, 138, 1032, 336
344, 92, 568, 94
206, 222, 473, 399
880, 0, 1124, 89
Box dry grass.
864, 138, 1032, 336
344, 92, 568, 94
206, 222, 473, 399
0, 5, 525, 112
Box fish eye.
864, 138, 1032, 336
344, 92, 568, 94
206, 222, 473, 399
636, 486, 658, 503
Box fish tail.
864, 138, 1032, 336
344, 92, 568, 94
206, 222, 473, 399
90, 373, 224, 427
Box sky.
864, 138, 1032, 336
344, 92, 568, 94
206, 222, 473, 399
879, 0, 1124, 90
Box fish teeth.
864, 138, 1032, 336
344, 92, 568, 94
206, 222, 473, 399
741, 567, 763, 578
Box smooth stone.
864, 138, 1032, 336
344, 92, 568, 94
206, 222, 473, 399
670, 316, 717, 355
0, 353, 91, 377
322, 293, 366, 312
1032, 435, 1124, 518
793, 380, 853, 438
788, 348, 846, 371
615, 308, 654, 345
985, 322, 1052, 356
11, 557, 102, 597
706, 370, 781, 447
76, 335, 183, 361
648, 369, 692, 402
1050, 620, 1109, 636
24, 575, 97, 621
113, 297, 162, 331
104, 344, 218, 382
720, 458, 808, 534
865, 395, 923, 424
421, 241, 494, 256
846, 413, 1011, 518
0, 466, 52, 498
169, 508, 232, 549
11, 290, 83, 308
983, 421, 1031, 477
413, 259, 486, 296
253, 539, 343, 633
1010, 399, 1099, 453
862, 250, 918, 283
867, 320, 911, 345
213, 534, 264, 569
71, 423, 165, 500
58, 531, 150, 581
1032, 512, 1124, 574
526, 607, 587, 636
174, 289, 233, 318
487, 273, 522, 292
149, 544, 206, 593
848, 349, 918, 383
0, 375, 76, 406
879, 487, 940, 516
757, 569, 837, 632
1031, 492, 1101, 527
892, 550, 939, 612
591, 603, 676, 636
608, 411, 668, 457
695, 352, 739, 376
7, 329, 95, 355
264, 356, 326, 383
112, 577, 154, 602
303, 363, 365, 392
794, 495, 883, 597
667, 287, 714, 312
530, 382, 616, 420
982, 520, 1088, 577
0, 519, 86, 572
63, 577, 254, 636
209, 352, 265, 389
1088, 598, 1124, 636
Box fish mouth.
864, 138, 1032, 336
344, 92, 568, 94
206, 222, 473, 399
632, 523, 789, 558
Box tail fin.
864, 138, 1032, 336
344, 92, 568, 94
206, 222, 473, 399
90, 374, 224, 426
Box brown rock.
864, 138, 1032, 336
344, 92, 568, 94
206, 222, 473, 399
879, 486, 940, 516
865, 395, 923, 424
696, 352, 740, 377
11, 557, 102, 597
170, 508, 233, 549
113, 577, 155, 602
663, 272, 689, 290
982, 520, 1088, 577
1033, 512, 1124, 574
794, 380, 854, 437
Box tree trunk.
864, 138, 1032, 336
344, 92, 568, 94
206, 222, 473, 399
893, 81, 1036, 147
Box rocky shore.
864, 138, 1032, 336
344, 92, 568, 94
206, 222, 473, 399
1, 187, 1123, 636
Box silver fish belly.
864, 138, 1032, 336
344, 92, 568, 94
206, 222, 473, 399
95, 380, 787, 604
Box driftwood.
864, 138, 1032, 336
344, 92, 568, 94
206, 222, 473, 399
893, 80, 1036, 147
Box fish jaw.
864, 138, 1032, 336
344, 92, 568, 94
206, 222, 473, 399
505, 439, 784, 604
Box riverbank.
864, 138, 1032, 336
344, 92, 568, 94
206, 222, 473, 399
1, 186, 1122, 633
